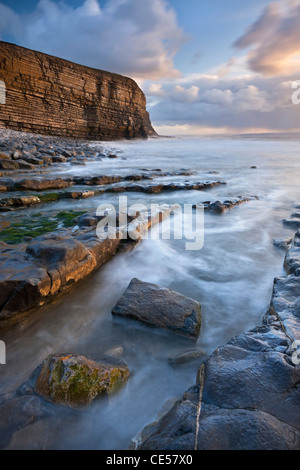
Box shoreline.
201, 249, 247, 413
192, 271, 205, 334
0, 128, 299, 450
137, 225, 300, 450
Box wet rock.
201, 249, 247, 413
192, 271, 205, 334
112, 278, 202, 339
207, 201, 225, 213
193, 196, 256, 213
12, 178, 73, 191
17, 159, 36, 170
23, 156, 43, 165
0, 196, 41, 210
12, 150, 22, 160
284, 229, 300, 275
26, 233, 97, 288
0, 204, 177, 323
283, 216, 300, 228
41, 155, 53, 164
269, 275, 300, 340
140, 396, 300, 450
104, 346, 124, 359
0, 197, 40, 211
35, 354, 130, 408
126, 204, 180, 242
139, 322, 300, 450
6, 396, 42, 426
273, 237, 292, 250
0, 249, 51, 321
0, 395, 43, 448
62, 150, 73, 158
137, 224, 300, 450
6, 419, 55, 450
0, 160, 19, 170
0, 152, 12, 160
105, 180, 226, 195
52, 155, 67, 163
62, 190, 97, 200
73, 213, 102, 227
168, 349, 207, 365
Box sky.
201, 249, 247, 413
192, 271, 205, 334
1, 0, 300, 135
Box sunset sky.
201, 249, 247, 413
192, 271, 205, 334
1, 0, 300, 135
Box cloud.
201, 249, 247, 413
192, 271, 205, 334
146, 73, 299, 132
0, 3, 22, 38
171, 85, 199, 102
233, 1, 300, 76
0, 0, 186, 80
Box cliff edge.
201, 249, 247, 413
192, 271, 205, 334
0, 41, 157, 140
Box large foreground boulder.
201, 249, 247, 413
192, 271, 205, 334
35, 354, 130, 408
112, 278, 201, 339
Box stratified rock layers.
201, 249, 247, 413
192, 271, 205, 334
0, 41, 156, 140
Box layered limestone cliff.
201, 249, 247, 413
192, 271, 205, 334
0, 41, 156, 140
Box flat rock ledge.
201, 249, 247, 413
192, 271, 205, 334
35, 354, 130, 409
0, 204, 177, 326
193, 196, 258, 214
112, 278, 202, 339
137, 226, 300, 450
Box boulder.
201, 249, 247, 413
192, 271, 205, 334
74, 212, 102, 227
283, 217, 300, 228
168, 349, 207, 365
26, 233, 97, 288
0, 152, 11, 160
0, 248, 51, 321
207, 201, 225, 213
41, 155, 53, 164
23, 156, 43, 165
112, 278, 201, 339
0, 160, 19, 170
17, 160, 36, 170
12, 178, 73, 191
0, 395, 43, 448
0, 196, 41, 209
273, 238, 292, 250
12, 150, 22, 160
51, 155, 67, 163
284, 229, 300, 275
35, 354, 130, 408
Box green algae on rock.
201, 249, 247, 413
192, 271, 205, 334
35, 354, 130, 408
0, 211, 85, 244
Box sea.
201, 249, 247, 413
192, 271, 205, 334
0, 135, 299, 449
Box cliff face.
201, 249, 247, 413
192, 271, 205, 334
0, 41, 156, 140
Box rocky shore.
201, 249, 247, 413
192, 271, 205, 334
136, 221, 300, 450
0, 128, 297, 450
0, 129, 256, 326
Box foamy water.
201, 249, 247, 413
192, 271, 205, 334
0, 136, 299, 449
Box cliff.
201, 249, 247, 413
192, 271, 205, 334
0, 41, 156, 140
